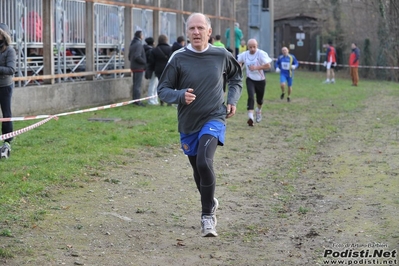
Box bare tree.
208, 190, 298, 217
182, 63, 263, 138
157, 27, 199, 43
387, 0, 399, 81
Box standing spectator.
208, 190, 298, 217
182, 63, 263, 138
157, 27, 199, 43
208, 36, 214, 44
275, 47, 299, 103
212, 34, 227, 93
323, 40, 337, 84
143, 37, 158, 105
148, 34, 171, 106
238, 39, 247, 54
238, 39, 248, 77
128, 30, 146, 106
237, 39, 272, 126
0, 23, 16, 158
143, 37, 154, 55
225, 22, 243, 58
170, 35, 185, 55
349, 42, 360, 86
157, 13, 242, 237
212, 35, 225, 48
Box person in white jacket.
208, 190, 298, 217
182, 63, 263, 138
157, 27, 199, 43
237, 39, 272, 126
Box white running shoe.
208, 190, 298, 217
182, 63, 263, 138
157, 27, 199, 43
201, 215, 218, 237
323, 79, 330, 84
212, 198, 219, 214
0, 142, 11, 159
255, 108, 262, 123
211, 198, 219, 226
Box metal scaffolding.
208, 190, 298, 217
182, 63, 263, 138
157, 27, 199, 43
0, 0, 236, 87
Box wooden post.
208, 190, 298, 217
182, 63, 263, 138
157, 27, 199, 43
176, 0, 184, 37
230, 0, 236, 57
85, 2, 95, 80
215, 0, 221, 36
153, 0, 160, 44
42, 0, 54, 84
197, 0, 204, 13
269, 0, 274, 58
124, 2, 132, 70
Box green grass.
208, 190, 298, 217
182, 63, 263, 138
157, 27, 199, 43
0, 70, 398, 237
0, 248, 14, 259
0, 103, 179, 229
0, 228, 12, 237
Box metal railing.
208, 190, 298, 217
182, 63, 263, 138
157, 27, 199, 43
0, 0, 235, 86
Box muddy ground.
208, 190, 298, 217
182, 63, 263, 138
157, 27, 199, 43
1, 87, 398, 266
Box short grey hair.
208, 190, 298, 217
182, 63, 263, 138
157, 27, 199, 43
186, 12, 212, 30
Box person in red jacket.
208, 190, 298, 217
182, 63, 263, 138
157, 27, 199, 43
349, 43, 360, 86
323, 40, 337, 84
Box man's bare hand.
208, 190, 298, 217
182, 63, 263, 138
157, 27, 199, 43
185, 88, 196, 105
226, 104, 236, 118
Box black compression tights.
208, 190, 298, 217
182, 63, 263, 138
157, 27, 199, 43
188, 134, 218, 216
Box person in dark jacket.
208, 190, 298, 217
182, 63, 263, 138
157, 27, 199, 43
128, 30, 146, 106
148, 34, 172, 106
170, 35, 185, 56
143, 37, 158, 105
143, 37, 153, 53
157, 13, 242, 237
0, 23, 16, 159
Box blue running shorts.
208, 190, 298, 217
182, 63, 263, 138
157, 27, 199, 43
280, 74, 293, 87
180, 120, 226, 156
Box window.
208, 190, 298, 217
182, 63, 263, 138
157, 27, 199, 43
262, 0, 269, 11
249, 0, 261, 28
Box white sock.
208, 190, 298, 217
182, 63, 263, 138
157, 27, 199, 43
248, 112, 254, 120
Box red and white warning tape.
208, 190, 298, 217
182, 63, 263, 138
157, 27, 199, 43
299, 60, 399, 69
0, 96, 156, 140
0, 116, 58, 141
276, 59, 399, 70
0, 96, 156, 122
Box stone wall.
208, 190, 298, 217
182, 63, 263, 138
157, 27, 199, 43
13, 78, 133, 116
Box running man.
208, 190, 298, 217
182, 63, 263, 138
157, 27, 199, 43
237, 38, 272, 126
275, 47, 299, 103
157, 13, 242, 237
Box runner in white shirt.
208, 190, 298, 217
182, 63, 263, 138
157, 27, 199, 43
237, 39, 272, 126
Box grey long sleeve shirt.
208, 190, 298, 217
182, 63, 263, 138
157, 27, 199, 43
158, 44, 242, 134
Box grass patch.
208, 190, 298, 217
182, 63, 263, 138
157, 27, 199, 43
0, 228, 13, 237
298, 206, 310, 215
0, 248, 14, 259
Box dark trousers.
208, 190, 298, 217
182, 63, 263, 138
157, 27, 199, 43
246, 77, 266, 110
132, 71, 144, 101
0, 84, 13, 143
188, 135, 218, 216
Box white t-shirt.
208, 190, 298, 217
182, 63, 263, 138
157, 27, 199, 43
237, 49, 272, 81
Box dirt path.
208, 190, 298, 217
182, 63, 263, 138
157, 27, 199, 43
2, 92, 398, 266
